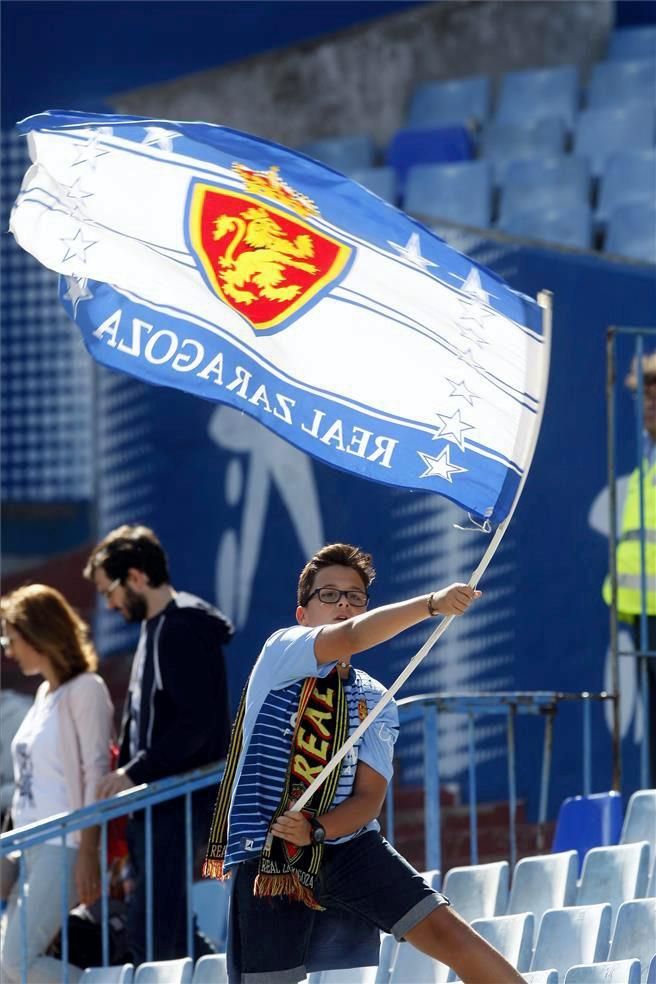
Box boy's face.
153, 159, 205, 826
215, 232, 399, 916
296, 564, 369, 628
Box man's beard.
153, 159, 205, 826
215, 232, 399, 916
122, 584, 148, 623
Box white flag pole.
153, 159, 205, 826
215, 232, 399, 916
292, 290, 553, 814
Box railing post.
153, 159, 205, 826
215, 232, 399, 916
19, 850, 27, 984
185, 792, 194, 961
467, 713, 478, 865
145, 805, 154, 962
100, 821, 109, 967
507, 705, 517, 871
61, 834, 69, 984
582, 695, 592, 797
423, 702, 441, 872
537, 708, 554, 851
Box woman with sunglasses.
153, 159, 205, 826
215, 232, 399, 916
1, 584, 113, 983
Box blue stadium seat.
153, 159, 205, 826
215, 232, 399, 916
564, 960, 641, 984
349, 166, 398, 204
403, 160, 492, 228
576, 841, 651, 929
552, 792, 624, 871
587, 59, 656, 109
620, 789, 656, 858
608, 25, 656, 61
495, 65, 580, 129
530, 903, 612, 978
506, 850, 578, 944
390, 940, 450, 983
386, 125, 474, 194
523, 974, 559, 984
596, 150, 656, 227
608, 898, 656, 979
470, 913, 534, 972
407, 76, 491, 129
648, 953, 656, 984
299, 134, 375, 173
192, 878, 229, 951
480, 118, 567, 185
499, 156, 590, 223
573, 104, 656, 177
605, 203, 656, 263
441, 860, 509, 923
498, 203, 593, 250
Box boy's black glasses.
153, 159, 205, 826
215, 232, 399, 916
306, 587, 369, 607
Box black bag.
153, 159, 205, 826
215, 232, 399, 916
47, 898, 129, 968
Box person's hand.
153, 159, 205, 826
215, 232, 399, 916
96, 768, 135, 800
429, 583, 481, 616
75, 849, 101, 906
270, 810, 312, 846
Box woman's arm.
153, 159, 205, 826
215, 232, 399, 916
314, 583, 480, 665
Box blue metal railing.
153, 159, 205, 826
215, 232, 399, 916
0, 761, 224, 984
389, 690, 614, 873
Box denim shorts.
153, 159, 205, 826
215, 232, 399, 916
227, 830, 449, 984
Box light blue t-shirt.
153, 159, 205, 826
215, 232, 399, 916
224, 625, 399, 871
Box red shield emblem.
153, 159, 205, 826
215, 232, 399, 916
189, 181, 352, 332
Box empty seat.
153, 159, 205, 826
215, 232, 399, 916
531, 903, 612, 979
552, 792, 624, 870
407, 76, 490, 129
499, 156, 590, 223
349, 166, 398, 204
81, 967, 134, 984
507, 850, 578, 943
192, 954, 228, 984
620, 790, 656, 857
608, 25, 656, 61
605, 203, 656, 263
480, 118, 566, 184
469, 913, 534, 972
376, 933, 399, 984
576, 841, 651, 926
317, 967, 378, 984
523, 973, 559, 984
648, 954, 656, 984
596, 150, 656, 227
565, 960, 641, 984
134, 959, 193, 984
299, 134, 375, 173
421, 869, 442, 891
495, 65, 580, 129
587, 59, 656, 109
403, 160, 492, 227
498, 203, 593, 250
608, 898, 656, 981
386, 125, 474, 194
573, 105, 656, 177
649, 859, 656, 896
441, 860, 509, 924
192, 879, 229, 951
390, 940, 449, 983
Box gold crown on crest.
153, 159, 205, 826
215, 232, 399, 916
232, 163, 318, 218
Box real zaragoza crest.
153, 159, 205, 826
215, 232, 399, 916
188, 163, 352, 333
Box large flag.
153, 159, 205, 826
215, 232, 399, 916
10, 110, 548, 523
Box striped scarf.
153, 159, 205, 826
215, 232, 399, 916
203, 669, 348, 909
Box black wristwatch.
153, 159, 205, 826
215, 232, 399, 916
309, 817, 326, 845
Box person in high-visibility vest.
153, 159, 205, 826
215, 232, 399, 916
603, 350, 656, 782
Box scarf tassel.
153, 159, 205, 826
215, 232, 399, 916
202, 858, 226, 881
254, 872, 325, 911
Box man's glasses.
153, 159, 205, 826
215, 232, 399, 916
99, 577, 121, 600
306, 587, 369, 607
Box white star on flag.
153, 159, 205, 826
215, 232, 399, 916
461, 267, 492, 305
418, 447, 468, 483
142, 127, 181, 152
63, 275, 93, 315
432, 408, 475, 451
445, 377, 479, 407
387, 232, 437, 272
64, 178, 94, 215
61, 229, 97, 264
457, 346, 480, 370
458, 321, 489, 347
71, 129, 111, 168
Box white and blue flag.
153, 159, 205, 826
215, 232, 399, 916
10, 110, 548, 524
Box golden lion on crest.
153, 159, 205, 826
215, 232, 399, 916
213, 206, 318, 305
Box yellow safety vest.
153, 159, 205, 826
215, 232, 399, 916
603, 459, 656, 618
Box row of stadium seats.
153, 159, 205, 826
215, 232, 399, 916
80, 955, 225, 983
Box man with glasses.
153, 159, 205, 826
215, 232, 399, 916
603, 351, 656, 783
84, 524, 233, 963
207, 542, 524, 983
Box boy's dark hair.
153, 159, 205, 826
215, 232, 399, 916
297, 543, 375, 607
83, 524, 170, 587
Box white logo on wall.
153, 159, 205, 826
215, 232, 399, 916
208, 406, 324, 628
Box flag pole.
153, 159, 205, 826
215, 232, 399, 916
292, 290, 553, 813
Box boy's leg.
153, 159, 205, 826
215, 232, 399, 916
405, 905, 524, 984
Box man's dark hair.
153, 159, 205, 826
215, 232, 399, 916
297, 543, 375, 607
83, 524, 170, 587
